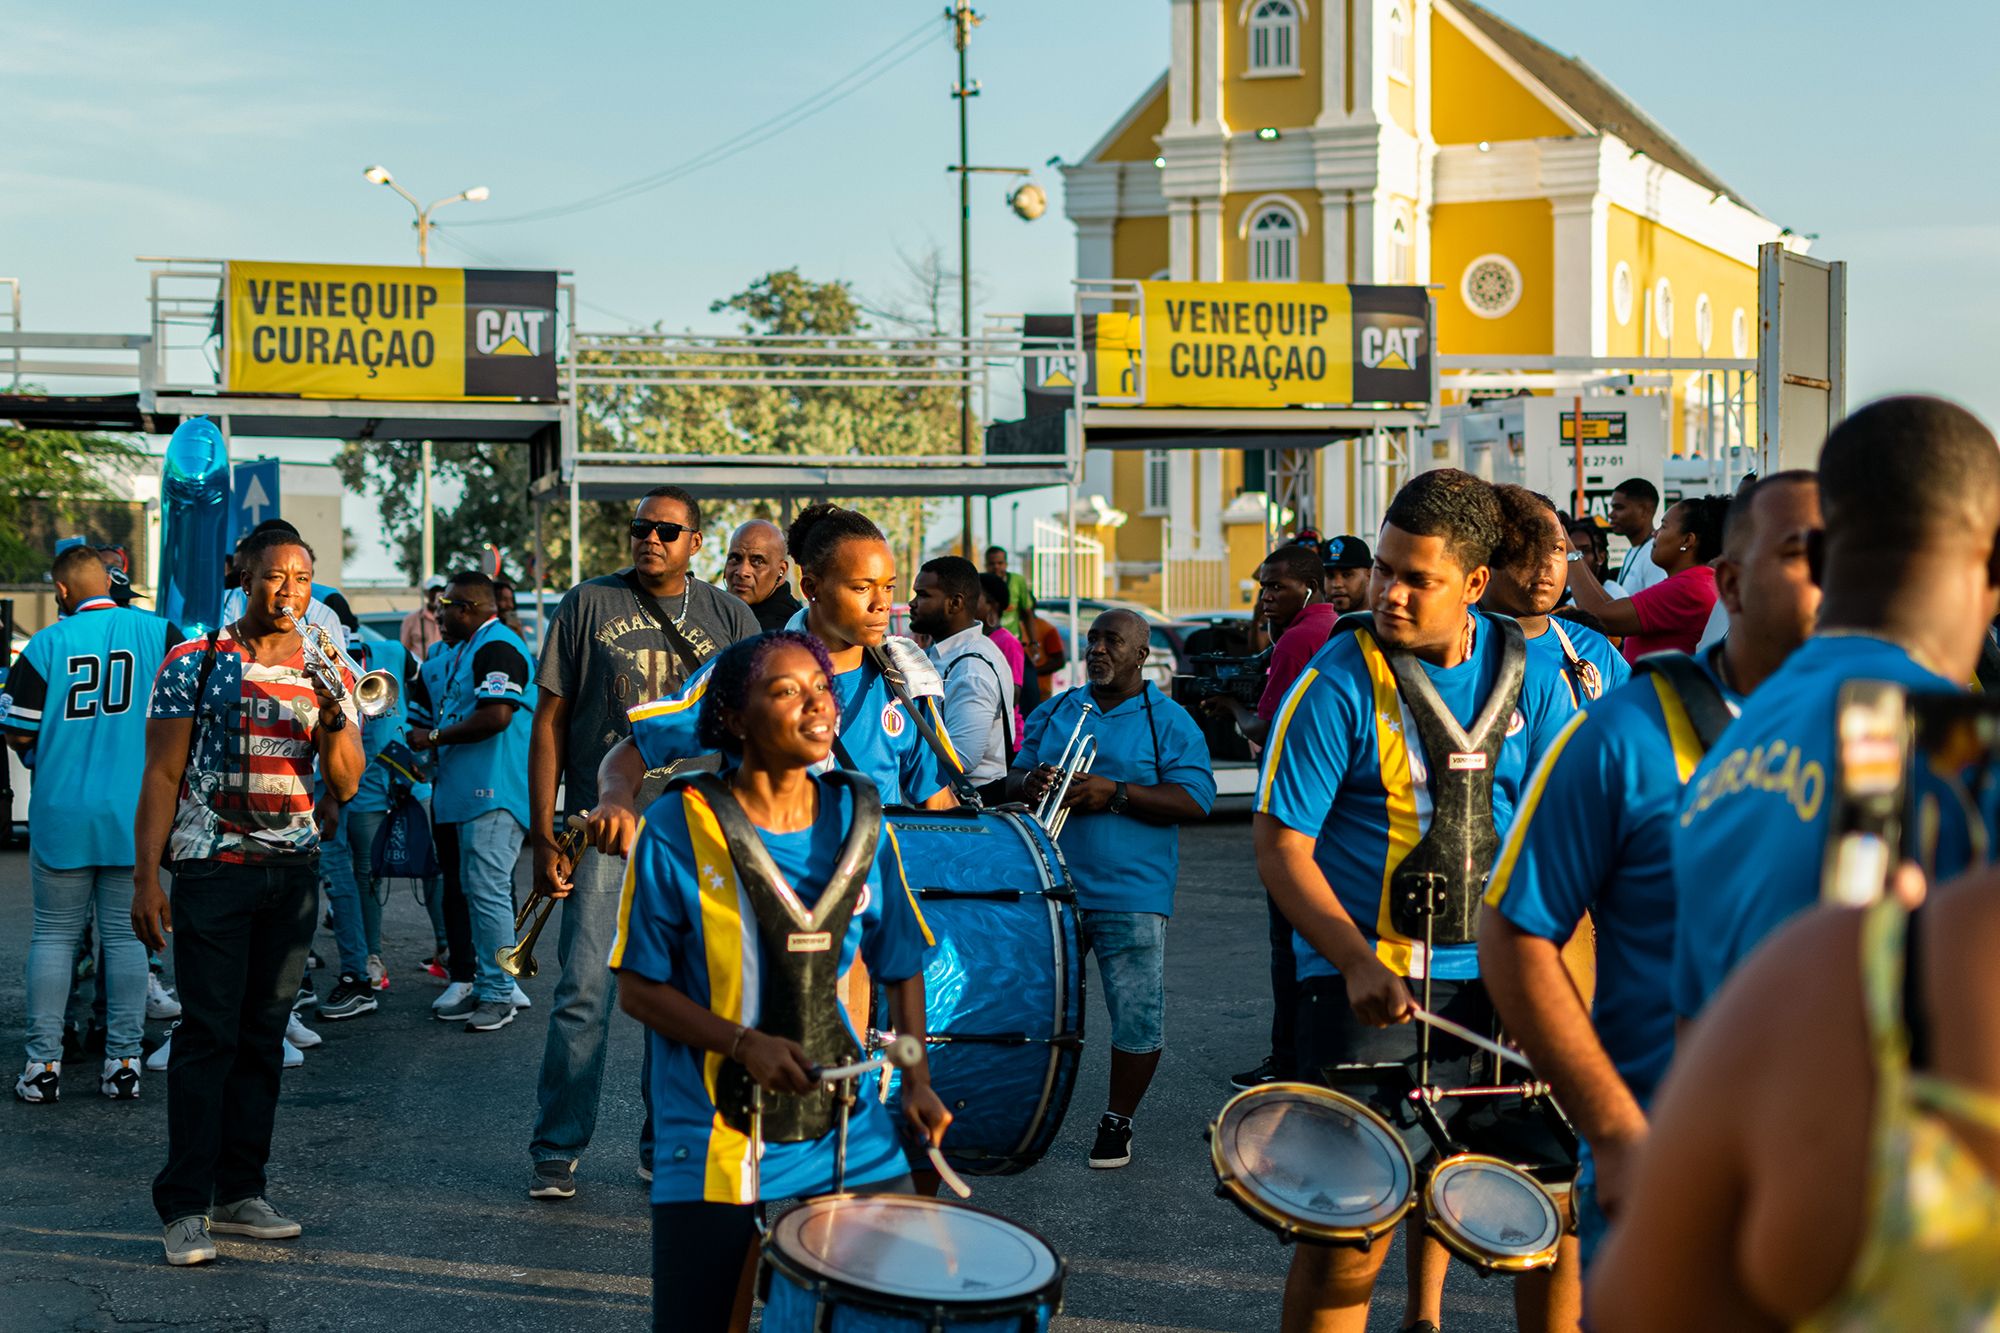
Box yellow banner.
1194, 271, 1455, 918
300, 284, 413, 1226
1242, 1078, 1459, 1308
1138, 280, 1354, 408
227, 262, 466, 399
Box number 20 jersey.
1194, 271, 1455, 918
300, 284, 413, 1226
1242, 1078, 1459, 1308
0, 599, 181, 868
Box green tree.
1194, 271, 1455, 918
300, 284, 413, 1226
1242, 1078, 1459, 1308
0, 422, 144, 581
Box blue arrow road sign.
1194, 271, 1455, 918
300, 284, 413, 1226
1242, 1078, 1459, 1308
231, 457, 282, 544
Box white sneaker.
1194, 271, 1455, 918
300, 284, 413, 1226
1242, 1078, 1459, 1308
101, 1057, 141, 1100
146, 974, 183, 1020
145, 1029, 175, 1072
431, 980, 473, 1012
365, 953, 389, 991
14, 1060, 60, 1103
509, 982, 532, 1010
282, 1038, 304, 1069
285, 1013, 322, 1049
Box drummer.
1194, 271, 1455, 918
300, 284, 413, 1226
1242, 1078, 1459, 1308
1255, 470, 1575, 1332
610, 631, 951, 1333
1479, 471, 1822, 1265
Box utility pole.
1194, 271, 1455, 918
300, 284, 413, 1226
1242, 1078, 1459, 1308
951, 1, 979, 558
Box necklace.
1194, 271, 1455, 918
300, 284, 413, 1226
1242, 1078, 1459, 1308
670, 582, 690, 629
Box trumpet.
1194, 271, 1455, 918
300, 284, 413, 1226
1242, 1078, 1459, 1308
1033, 702, 1099, 838
289, 612, 399, 719
499, 815, 588, 979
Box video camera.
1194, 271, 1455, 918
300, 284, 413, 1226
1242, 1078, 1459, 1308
1172, 646, 1272, 709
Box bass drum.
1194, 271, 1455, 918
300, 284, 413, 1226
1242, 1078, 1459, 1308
878, 807, 1083, 1175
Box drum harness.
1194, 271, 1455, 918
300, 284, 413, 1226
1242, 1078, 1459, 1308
829, 638, 985, 810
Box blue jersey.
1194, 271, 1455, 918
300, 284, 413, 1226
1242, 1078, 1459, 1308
1013, 684, 1216, 915
347, 637, 427, 813
609, 775, 933, 1205
0, 599, 179, 868
1488, 647, 1739, 1110
1256, 610, 1573, 981
408, 618, 536, 829
1672, 635, 1969, 1018
629, 648, 953, 808
1532, 619, 1631, 711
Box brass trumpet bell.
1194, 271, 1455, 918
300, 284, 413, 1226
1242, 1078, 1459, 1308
496, 893, 554, 979
353, 669, 399, 719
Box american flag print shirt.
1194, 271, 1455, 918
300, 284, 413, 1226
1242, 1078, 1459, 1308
149, 632, 358, 863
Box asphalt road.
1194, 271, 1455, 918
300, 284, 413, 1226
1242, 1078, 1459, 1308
0, 820, 1523, 1333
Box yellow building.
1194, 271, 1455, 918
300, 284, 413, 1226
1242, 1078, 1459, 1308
1062, 0, 1799, 609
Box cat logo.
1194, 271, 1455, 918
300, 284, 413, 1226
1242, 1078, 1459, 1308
1360, 324, 1422, 372
1035, 352, 1079, 390
474, 307, 551, 358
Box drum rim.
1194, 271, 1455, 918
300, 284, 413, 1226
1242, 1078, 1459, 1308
1421, 1152, 1564, 1274
1209, 1081, 1416, 1245
762, 1192, 1067, 1315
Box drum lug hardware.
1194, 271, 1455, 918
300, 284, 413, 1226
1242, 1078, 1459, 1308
1397, 873, 1451, 918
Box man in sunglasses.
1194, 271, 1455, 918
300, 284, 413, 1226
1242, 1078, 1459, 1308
524, 484, 758, 1202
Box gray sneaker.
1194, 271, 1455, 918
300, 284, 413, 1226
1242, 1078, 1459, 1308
208, 1195, 302, 1240
434, 990, 481, 1023
464, 1001, 516, 1032
529, 1158, 578, 1200
163, 1215, 217, 1266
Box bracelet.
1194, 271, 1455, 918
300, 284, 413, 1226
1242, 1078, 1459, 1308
728, 1025, 748, 1061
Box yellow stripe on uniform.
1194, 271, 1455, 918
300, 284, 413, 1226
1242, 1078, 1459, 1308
923, 698, 962, 771
1651, 676, 1706, 784
1255, 667, 1320, 812
606, 816, 649, 969
883, 823, 935, 947
1486, 710, 1589, 909
1358, 634, 1422, 974
684, 789, 755, 1204
628, 672, 710, 722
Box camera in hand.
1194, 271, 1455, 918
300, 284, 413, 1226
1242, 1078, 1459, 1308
1172, 646, 1272, 708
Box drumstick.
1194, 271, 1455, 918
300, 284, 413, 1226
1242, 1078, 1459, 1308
1408, 1003, 1534, 1070
927, 1144, 972, 1199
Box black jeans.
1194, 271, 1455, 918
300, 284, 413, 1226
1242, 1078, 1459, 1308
1267, 895, 1297, 1073
434, 822, 474, 985
153, 856, 318, 1223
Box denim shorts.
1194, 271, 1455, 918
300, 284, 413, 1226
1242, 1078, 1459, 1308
1080, 910, 1167, 1055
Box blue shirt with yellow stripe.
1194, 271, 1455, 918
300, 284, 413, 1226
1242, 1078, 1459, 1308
629, 643, 953, 808
609, 774, 933, 1205
1488, 645, 1738, 1110
1256, 610, 1574, 982
1532, 618, 1630, 711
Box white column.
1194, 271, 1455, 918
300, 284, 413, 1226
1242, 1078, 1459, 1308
1196, 199, 1225, 281
1169, 450, 1196, 552
1170, 0, 1196, 128
1550, 195, 1607, 357
1199, 448, 1225, 551
1350, 190, 1380, 281
1317, 0, 1346, 123
1354, 0, 1380, 121
1169, 200, 1195, 279
1197, 0, 1228, 134
1075, 218, 1115, 281
1321, 193, 1350, 282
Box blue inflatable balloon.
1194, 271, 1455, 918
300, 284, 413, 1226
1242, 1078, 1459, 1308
158, 417, 231, 634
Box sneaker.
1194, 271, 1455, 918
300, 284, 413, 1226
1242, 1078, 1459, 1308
146, 1026, 176, 1072
1230, 1055, 1291, 1092
529, 1158, 578, 1200
285, 1012, 321, 1049
431, 980, 473, 1013
292, 984, 317, 1013
146, 974, 183, 1020
420, 954, 449, 982
434, 989, 480, 1023
13, 1061, 59, 1104
282, 1038, 304, 1069
209, 1195, 302, 1240
509, 981, 532, 1010
306, 949, 325, 971
365, 954, 390, 991
1088, 1112, 1134, 1169
319, 974, 378, 1021
101, 1057, 141, 1100
162, 1215, 217, 1266
636, 1163, 653, 1184
464, 1000, 516, 1032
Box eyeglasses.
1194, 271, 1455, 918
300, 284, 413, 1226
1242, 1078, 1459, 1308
630, 519, 691, 543
435, 597, 476, 611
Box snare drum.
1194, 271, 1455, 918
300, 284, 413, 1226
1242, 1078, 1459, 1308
762, 1193, 1065, 1332
1209, 1083, 1415, 1247
878, 809, 1083, 1175
1423, 1153, 1564, 1274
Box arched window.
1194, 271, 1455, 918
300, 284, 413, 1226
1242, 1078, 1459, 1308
1389, 217, 1413, 283
1248, 206, 1300, 282
1694, 293, 1714, 352
1249, 0, 1299, 73
1387, 3, 1411, 81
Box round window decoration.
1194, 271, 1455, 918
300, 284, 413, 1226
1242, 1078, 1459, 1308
1461, 254, 1523, 320
1732, 307, 1750, 358
1654, 278, 1675, 339
1694, 294, 1713, 352
1611, 262, 1633, 326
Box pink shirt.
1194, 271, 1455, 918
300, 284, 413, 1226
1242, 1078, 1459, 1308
1621, 564, 1717, 664
989, 627, 1028, 735
1256, 602, 1341, 721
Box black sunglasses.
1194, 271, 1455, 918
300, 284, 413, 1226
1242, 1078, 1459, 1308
630, 519, 692, 543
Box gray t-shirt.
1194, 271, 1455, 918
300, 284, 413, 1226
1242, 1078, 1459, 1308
535, 570, 760, 814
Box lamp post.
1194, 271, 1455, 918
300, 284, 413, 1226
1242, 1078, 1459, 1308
360, 166, 489, 583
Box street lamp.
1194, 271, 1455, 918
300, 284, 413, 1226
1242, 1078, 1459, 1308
359, 164, 489, 267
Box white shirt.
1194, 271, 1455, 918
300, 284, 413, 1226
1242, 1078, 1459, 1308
931, 624, 1015, 786
1615, 536, 1670, 598
1694, 597, 1730, 652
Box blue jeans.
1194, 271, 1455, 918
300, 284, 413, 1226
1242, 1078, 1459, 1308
320, 805, 387, 978
530, 846, 654, 1164
1079, 910, 1167, 1055
457, 810, 525, 1004
26, 854, 146, 1062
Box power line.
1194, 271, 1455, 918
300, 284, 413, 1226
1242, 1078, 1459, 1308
459, 19, 941, 229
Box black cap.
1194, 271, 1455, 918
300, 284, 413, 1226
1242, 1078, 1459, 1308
1322, 535, 1372, 570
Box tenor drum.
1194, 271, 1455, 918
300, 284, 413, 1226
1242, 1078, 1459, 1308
761, 1194, 1065, 1332
1423, 1153, 1564, 1274
878, 808, 1083, 1175
1209, 1083, 1415, 1247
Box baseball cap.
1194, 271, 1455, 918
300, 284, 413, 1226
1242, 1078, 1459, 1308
422, 574, 448, 592
1322, 535, 1372, 570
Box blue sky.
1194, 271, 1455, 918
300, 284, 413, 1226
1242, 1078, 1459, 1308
7, 1, 1997, 579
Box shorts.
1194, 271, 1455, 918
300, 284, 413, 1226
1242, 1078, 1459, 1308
1080, 910, 1166, 1055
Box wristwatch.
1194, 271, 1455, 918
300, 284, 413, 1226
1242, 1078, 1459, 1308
428, 727, 441, 747
323, 709, 347, 732
1109, 781, 1129, 814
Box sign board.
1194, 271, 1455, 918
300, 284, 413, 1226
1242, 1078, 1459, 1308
1757, 243, 1846, 473
230, 457, 281, 544
1522, 398, 1666, 567
225, 261, 558, 401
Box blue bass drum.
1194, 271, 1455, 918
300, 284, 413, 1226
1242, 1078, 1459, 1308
879, 808, 1083, 1175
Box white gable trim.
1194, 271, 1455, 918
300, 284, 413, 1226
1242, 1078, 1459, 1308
1430, 0, 1595, 136
1237, 0, 1309, 21
1236, 192, 1311, 238
1080, 70, 1171, 166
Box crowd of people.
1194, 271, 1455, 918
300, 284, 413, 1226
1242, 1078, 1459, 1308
7, 393, 2000, 1330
